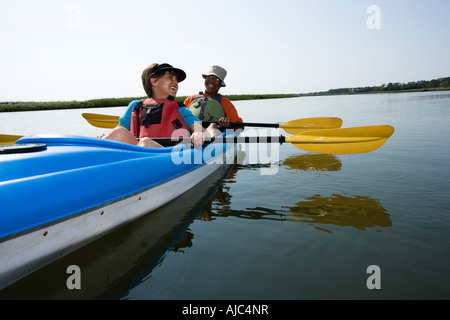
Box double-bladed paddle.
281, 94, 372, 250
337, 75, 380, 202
1, 125, 394, 155
81, 113, 343, 133
151, 125, 394, 154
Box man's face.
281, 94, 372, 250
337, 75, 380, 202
152, 71, 179, 98
204, 75, 222, 95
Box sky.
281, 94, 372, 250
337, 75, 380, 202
0, 0, 449, 102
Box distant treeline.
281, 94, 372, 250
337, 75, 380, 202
1, 77, 449, 112
222, 94, 299, 101
312, 77, 450, 95
0, 94, 299, 112
0, 97, 140, 112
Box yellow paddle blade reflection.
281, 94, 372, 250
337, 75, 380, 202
284, 194, 392, 232
282, 153, 342, 172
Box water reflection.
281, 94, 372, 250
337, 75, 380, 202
205, 193, 391, 233
224, 153, 342, 174
283, 153, 342, 172
283, 194, 391, 233
199, 153, 391, 234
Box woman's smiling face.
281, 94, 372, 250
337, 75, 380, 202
151, 71, 179, 98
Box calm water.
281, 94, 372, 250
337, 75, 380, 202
1, 91, 450, 300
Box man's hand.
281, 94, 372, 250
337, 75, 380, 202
217, 117, 231, 128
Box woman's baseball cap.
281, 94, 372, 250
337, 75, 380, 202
150, 63, 186, 82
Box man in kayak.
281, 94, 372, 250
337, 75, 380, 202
100, 63, 220, 148
184, 65, 243, 132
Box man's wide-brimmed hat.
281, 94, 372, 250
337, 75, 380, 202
202, 65, 227, 87
150, 63, 186, 82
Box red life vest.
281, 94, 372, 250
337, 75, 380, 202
130, 97, 190, 139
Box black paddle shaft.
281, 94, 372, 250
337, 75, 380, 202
202, 121, 277, 128
151, 136, 286, 146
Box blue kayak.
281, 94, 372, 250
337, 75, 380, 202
0, 133, 236, 290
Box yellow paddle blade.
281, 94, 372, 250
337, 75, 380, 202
280, 117, 343, 134
286, 125, 394, 154
0, 134, 23, 145
82, 113, 119, 129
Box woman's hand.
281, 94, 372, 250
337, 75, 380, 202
190, 121, 212, 147
190, 131, 205, 147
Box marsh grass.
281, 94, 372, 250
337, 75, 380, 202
0, 97, 145, 112
0, 94, 300, 112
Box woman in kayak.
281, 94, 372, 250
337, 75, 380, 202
100, 63, 222, 148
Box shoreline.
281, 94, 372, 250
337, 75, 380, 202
1, 88, 449, 113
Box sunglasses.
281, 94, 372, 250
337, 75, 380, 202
205, 75, 222, 84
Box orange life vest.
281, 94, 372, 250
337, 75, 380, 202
130, 97, 190, 139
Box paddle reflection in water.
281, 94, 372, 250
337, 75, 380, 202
283, 194, 391, 233
281, 153, 391, 232
201, 153, 391, 234
283, 153, 342, 172
199, 153, 343, 222
207, 191, 390, 233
